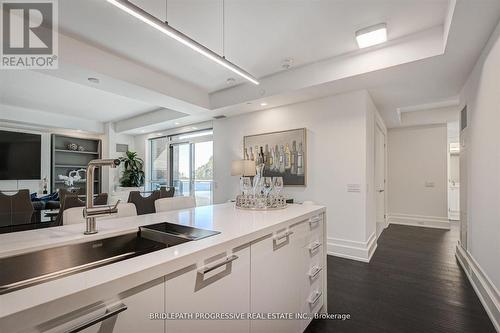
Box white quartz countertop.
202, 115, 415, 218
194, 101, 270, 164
0, 203, 325, 318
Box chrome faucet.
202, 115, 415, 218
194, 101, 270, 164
83, 159, 121, 235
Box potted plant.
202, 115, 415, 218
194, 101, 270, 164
117, 150, 145, 189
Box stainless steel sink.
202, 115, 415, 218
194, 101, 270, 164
0, 223, 220, 294
140, 222, 220, 241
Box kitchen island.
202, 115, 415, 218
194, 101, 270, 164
0, 202, 326, 333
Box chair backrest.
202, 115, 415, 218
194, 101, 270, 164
154, 196, 196, 213
63, 202, 137, 225
57, 193, 108, 225
63, 207, 85, 225
127, 190, 160, 215
110, 203, 137, 218
0, 189, 34, 226
159, 186, 175, 198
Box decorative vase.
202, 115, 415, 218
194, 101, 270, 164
67, 143, 78, 151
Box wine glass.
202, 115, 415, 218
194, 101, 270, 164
241, 177, 252, 196
263, 177, 273, 197
273, 177, 283, 195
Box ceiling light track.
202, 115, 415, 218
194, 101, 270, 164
106, 0, 259, 85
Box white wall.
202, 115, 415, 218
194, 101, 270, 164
213, 90, 382, 261
387, 124, 449, 228
102, 123, 136, 194
459, 19, 500, 292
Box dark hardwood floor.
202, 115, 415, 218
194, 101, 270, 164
305, 223, 496, 333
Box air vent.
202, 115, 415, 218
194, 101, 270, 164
213, 115, 227, 119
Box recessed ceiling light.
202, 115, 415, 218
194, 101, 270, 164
156, 133, 163, 136
76, 129, 83, 132
174, 122, 180, 125
191, 127, 198, 130
355, 23, 387, 49
226, 77, 236, 85
260, 102, 268, 107
87, 77, 100, 84
140, 130, 146, 133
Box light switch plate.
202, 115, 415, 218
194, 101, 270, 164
347, 184, 361, 192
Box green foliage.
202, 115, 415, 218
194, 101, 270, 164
195, 156, 213, 180
119, 151, 145, 187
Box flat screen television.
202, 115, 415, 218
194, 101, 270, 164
0, 130, 41, 180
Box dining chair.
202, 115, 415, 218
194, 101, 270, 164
159, 186, 175, 198
56, 193, 108, 225
0, 189, 34, 226
154, 196, 196, 213
127, 190, 160, 215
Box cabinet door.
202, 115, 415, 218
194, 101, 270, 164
250, 225, 307, 333
39, 279, 164, 333
112, 278, 165, 333
165, 245, 250, 333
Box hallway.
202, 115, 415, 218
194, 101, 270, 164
306, 223, 496, 333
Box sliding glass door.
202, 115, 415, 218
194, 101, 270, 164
149, 130, 213, 206
192, 140, 213, 206
170, 142, 192, 197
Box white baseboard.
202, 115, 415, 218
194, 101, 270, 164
456, 245, 500, 332
327, 232, 377, 263
388, 213, 450, 230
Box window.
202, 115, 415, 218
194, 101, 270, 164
148, 129, 213, 206
150, 136, 168, 189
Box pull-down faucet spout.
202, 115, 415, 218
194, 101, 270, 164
83, 159, 121, 235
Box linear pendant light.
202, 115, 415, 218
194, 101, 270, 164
106, 0, 259, 85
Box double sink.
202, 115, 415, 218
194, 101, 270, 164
0, 222, 220, 294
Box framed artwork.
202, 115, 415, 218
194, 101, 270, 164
243, 128, 306, 186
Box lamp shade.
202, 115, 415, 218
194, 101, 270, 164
231, 160, 256, 176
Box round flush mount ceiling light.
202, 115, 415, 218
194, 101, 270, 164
226, 77, 236, 85
88, 77, 100, 84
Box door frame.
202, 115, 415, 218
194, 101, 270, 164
375, 117, 388, 230
169, 141, 195, 196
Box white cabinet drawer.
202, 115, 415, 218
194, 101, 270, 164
305, 236, 324, 268
37, 279, 164, 333
300, 273, 324, 331
306, 214, 323, 234
250, 228, 304, 333
165, 246, 250, 333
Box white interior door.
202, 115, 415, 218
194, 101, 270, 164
448, 151, 460, 220
375, 125, 386, 231
459, 110, 468, 249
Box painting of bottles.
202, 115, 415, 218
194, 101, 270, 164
243, 128, 306, 186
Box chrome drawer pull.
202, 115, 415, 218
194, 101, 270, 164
308, 291, 322, 305
198, 255, 239, 275
275, 231, 294, 241
308, 266, 322, 279
309, 216, 321, 226
309, 241, 322, 252
64, 303, 127, 333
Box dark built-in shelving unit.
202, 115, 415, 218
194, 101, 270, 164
51, 134, 102, 194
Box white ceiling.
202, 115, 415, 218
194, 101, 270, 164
1, 0, 500, 133
59, 0, 449, 92
0, 70, 159, 122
